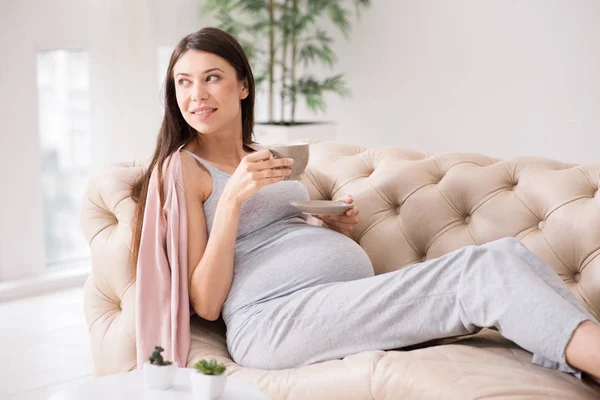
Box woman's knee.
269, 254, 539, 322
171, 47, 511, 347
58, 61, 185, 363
462, 241, 529, 279
481, 236, 521, 253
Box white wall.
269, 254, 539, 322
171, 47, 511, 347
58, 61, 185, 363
0, 0, 89, 281
0, 0, 202, 282
324, 0, 600, 163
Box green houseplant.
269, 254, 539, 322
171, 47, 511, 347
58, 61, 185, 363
143, 346, 178, 390
202, 0, 370, 143
190, 359, 228, 399
149, 346, 173, 366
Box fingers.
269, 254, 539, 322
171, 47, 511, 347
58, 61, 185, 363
318, 214, 359, 225
345, 207, 360, 217
255, 168, 292, 179
318, 205, 359, 219
248, 157, 294, 172
244, 149, 274, 162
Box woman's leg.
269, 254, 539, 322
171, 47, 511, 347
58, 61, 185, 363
482, 237, 594, 319
482, 237, 600, 377
228, 238, 593, 375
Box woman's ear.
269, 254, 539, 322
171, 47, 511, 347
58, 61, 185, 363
240, 79, 249, 100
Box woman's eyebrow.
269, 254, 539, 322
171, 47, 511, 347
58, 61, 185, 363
202, 67, 224, 74
175, 68, 224, 78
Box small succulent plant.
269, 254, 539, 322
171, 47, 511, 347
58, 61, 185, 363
193, 359, 227, 375
149, 346, 173, 366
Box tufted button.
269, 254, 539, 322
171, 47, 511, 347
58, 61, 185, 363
538, 221, 545, 230
464, 215, 471, 224
421, 255, 427, 262
395, 205, 401, 215
573, 272, 581, 283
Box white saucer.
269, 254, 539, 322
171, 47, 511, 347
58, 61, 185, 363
290, 200, 355, 216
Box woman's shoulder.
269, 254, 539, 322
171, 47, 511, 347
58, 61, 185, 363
179, 147, 211, 203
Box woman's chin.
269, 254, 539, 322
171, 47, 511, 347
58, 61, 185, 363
191, 122, 218, 135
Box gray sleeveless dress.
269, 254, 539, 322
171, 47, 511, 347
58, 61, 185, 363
180, 149, 592, 377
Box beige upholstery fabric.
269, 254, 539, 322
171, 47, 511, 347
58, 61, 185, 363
81, 140, 600, 399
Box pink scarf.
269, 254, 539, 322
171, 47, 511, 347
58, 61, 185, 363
135, 146, 190, 369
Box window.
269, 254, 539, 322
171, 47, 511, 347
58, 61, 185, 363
36, 50, 91, 267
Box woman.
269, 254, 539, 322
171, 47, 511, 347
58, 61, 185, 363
131, 27, 600, 379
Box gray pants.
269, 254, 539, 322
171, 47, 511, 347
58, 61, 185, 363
227, 237, 596, 376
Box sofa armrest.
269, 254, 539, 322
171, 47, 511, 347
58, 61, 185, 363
80, 162, 145, 375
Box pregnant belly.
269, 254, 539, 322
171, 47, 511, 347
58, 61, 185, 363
222, 224, 374, 322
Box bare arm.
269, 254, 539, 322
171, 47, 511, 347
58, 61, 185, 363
182, 149, 293, 321
182, 154, 239, 321
190, 198, 240, 321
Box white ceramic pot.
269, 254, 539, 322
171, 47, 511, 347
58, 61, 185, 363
143, 362, 178, 390
189, 371, 227, 400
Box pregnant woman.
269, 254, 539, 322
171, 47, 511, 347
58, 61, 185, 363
130, 27, 600, 380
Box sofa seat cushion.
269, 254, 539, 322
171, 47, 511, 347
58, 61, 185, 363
186, 318, 600, 400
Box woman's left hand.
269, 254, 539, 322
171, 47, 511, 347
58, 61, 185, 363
314, 195, 360, 235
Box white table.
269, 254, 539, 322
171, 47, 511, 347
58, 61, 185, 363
49, 368, 271, 400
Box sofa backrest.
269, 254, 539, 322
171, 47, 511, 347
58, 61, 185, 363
80, 140, 600, 375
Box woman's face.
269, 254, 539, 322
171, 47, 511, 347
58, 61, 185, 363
173, 50, 248, 136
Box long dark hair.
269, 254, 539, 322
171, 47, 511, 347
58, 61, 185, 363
130, 27, 256, 265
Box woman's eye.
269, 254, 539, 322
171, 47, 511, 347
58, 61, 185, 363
206, 75, 219, 82
177, 78, 190, 85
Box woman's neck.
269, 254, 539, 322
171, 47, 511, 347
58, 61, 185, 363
193, 133, 249, 167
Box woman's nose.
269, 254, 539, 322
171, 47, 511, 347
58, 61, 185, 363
193, 83, 209, 101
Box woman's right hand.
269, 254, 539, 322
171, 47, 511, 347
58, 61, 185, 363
222, 149, 294, 207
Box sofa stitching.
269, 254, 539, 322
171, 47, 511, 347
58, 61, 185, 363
447, 159, 485, 168
368, 352, 385, 400
334, 173, 372, 193
423, 220, 468, 255
575, 166, 596, 189
395, 217, 421, 257
356, 179, 399, 241
113, 195, 128, 214
87, 196, 113, 217
89, 307, 119, 334
511, 189, 542, 222
437, 185, 462, 216
581, 249, 600, 270
87, 222, 116, 250
356, 213, 392, 244
358, 151, 373, 172
466, 187, 505, 217
508, 160, 519, 184
541, 233, 569, 271
544, 195, 592, 223
304, 169, 328, 199
120, 279, 135, 303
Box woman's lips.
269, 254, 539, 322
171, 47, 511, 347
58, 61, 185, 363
191, 108, 217, 121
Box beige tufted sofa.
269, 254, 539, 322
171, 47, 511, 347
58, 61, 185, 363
81, 140, 600, 399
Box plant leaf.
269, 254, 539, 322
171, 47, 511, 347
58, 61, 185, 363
353, 0, 371, 18
327, 3, 351, 37
321, 74, 351, 97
